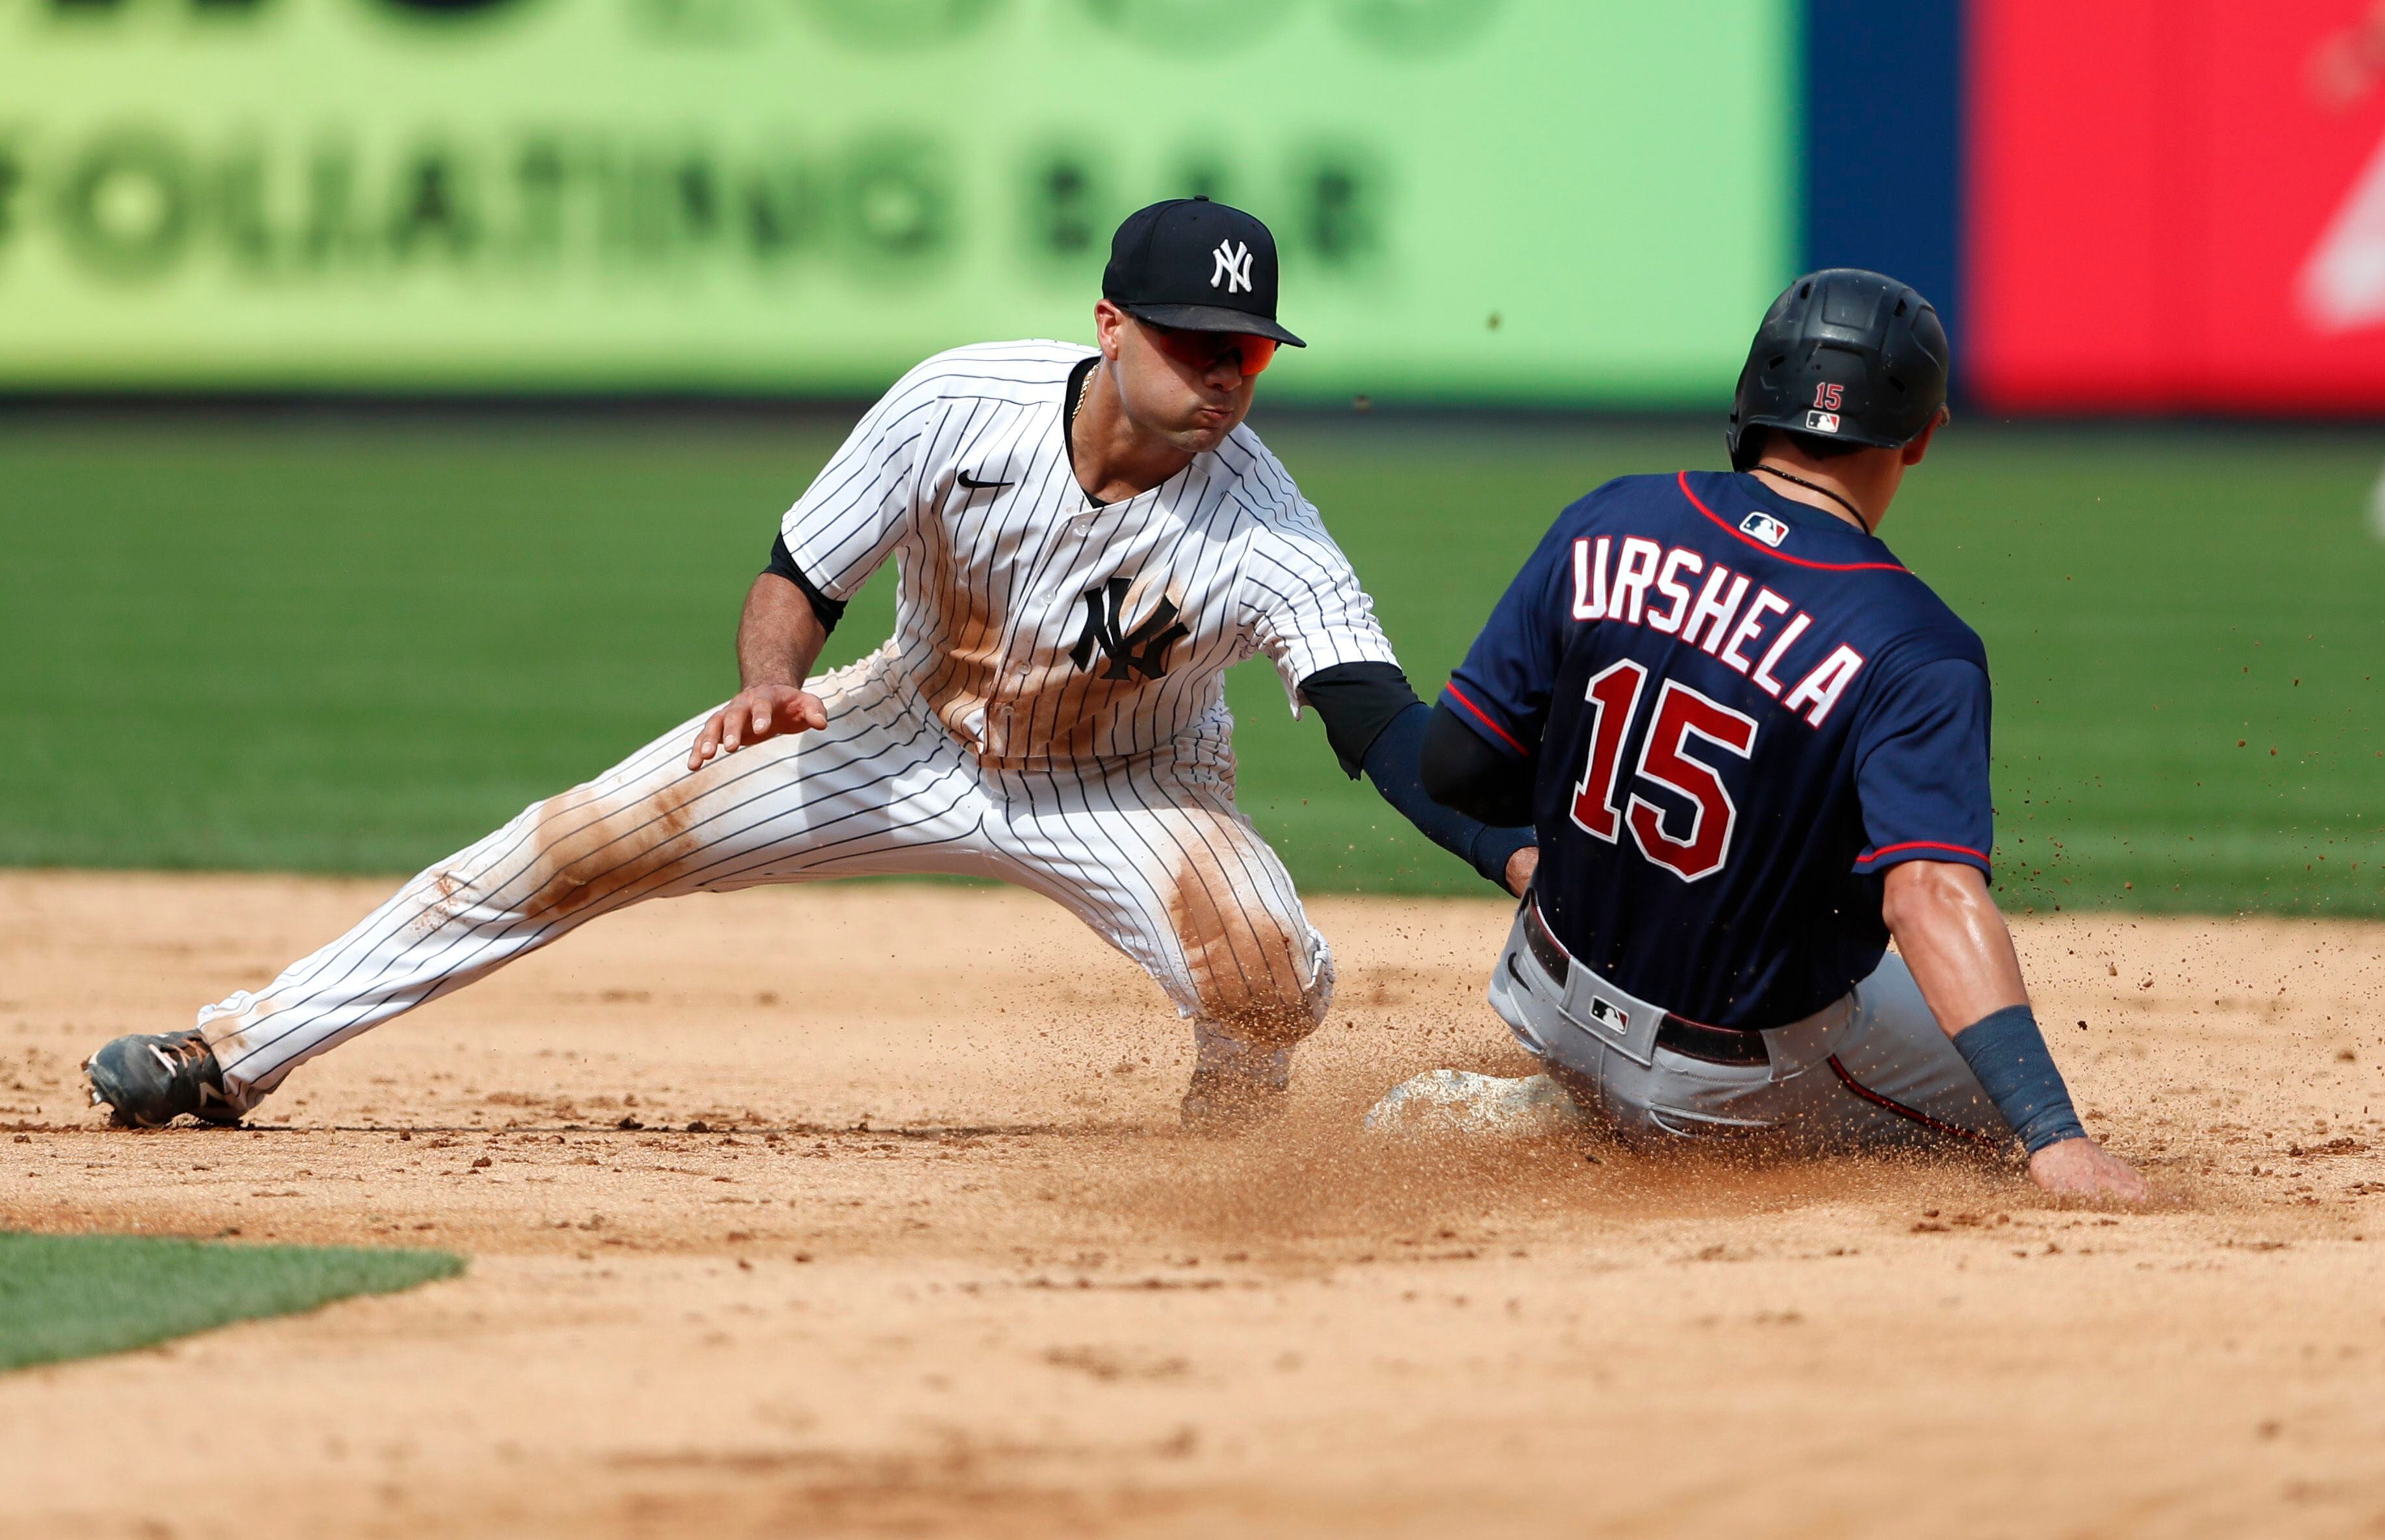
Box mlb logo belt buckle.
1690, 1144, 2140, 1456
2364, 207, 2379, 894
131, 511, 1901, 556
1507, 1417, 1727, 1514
1560, 973, 1664, 1068
1522, 897, 1665, 1068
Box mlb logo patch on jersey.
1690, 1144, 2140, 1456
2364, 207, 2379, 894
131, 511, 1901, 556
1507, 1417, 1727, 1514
1804, 409, 1842, 433
1586, 995, 1629, 1036
1739, 511, 1789, 548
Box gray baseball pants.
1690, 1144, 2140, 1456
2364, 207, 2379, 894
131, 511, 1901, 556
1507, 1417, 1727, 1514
1487, 900, 2014, 1151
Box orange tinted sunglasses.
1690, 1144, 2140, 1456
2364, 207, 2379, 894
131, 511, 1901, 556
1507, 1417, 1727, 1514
1141, 320, 1279, 378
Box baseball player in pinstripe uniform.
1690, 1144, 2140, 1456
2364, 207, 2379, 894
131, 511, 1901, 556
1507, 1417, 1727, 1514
84, 198, 1536, 1130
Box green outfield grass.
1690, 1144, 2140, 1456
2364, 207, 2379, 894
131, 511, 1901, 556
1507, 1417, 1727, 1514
0, 1232, 461, 1372
1, 413, 2380, 914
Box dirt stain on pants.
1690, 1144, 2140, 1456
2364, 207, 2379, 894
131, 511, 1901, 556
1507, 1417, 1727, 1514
1165, 811, 1329, 1049
519, 773, 706, 925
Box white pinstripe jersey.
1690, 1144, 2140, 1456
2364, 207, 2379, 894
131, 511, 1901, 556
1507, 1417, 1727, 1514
780, 340, 1400, 767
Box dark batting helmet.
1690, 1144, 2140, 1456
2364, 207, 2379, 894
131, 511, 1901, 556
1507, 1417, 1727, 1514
1725, 268, 1950, 472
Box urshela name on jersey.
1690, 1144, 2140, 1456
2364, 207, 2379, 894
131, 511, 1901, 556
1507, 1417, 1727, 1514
1569, 535, 1863, 728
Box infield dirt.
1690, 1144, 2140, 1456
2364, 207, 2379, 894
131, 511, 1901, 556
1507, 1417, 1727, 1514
3, 871, 2383, 1539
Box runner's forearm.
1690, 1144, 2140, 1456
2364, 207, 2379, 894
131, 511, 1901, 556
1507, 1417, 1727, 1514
1880, 860, 2029, 1036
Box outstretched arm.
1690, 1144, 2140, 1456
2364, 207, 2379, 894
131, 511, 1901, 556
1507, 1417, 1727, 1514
1419, 699, 1536, 828
692, 348, 942, 774
686, 569, 833, 771
1882, 860, 2146, 1201
1302, 663, 1536, 896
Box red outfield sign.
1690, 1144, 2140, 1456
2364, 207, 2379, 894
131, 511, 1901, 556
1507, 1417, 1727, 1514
1970, 0, 2385, 411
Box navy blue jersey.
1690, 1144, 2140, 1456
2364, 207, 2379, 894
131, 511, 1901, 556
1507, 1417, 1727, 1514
1443, 470, 1992, 1029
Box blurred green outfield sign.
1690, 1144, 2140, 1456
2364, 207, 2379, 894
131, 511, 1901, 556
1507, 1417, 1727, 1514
0, 0, 1791, 401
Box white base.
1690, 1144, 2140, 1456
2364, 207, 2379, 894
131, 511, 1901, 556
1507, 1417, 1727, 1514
1361, 1070, 1582, 1138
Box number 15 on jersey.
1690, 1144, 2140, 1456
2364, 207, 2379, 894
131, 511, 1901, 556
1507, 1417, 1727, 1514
1569, 661, 1757, 883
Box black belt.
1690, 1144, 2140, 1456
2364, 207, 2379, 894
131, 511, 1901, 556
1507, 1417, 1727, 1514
1520, 901, 1768, 1067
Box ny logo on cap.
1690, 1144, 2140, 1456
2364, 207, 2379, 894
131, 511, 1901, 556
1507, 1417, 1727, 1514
1211, 239, 1254, 294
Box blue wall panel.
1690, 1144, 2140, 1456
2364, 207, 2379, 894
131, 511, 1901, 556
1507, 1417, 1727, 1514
1801, 0, 1965, 350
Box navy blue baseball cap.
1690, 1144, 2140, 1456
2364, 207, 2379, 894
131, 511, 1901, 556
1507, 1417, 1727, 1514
1102, 196, 1304, 348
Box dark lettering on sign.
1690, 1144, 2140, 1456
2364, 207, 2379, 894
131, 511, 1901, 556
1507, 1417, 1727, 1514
5, 127, 1388, 291
840, 135, 949, 267
303, 140, 372, 270
670, 159, 719, 245
607, 151, 708, 262
744, 161, 824, 263
58, 131, 192, 283
1298, 151, 1379, 266
389, 149, 476, 261
1022, 148, 1378, 271
1029, 153, 1101, 260
220, 140, 274, 273
511, 138, 569, 264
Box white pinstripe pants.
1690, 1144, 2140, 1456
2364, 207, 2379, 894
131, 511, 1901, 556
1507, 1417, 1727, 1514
196, 648, 1334, 1109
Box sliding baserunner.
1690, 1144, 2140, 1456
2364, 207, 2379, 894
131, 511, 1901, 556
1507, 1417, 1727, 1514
86, 198, 1532, 1131
1404, 269, 2145, 1200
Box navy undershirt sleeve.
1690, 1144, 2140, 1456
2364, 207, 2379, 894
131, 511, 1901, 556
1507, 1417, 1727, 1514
1421, 700, 1536, 828
1360, 703, 1534, 890
1301, 663, 1531, 890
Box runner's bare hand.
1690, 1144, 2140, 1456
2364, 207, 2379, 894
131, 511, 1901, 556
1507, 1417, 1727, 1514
2026, 1136, 2149, 1203
1504, 846, 1540, 898
688, 685, 827, 771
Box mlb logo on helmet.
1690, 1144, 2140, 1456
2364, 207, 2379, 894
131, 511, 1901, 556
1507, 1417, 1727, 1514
1805, 379, 1843, 432
1739, 511, 1790, 548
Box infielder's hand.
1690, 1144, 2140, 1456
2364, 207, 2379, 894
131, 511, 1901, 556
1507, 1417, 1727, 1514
1504, 846, 1539, 898
688, 684, 828, 771
2026, 1136, 2149, 1203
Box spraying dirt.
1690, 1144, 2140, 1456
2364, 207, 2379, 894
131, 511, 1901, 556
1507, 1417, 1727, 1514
1, 871, 2381, 1538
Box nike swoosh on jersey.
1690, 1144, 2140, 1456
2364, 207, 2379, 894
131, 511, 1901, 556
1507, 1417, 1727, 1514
957, 469, 1014, 489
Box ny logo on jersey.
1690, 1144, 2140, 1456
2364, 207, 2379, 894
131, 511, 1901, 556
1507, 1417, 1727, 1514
1069, 576, 1191, 682
1211, 239, 1254, 294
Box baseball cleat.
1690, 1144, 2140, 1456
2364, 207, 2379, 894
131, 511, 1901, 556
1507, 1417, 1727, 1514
84, 1030, 242, 1129
1179, 1063, 1290, 1130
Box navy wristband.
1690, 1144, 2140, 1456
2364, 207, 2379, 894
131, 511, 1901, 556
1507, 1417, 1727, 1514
1952, 1005, 2087, 1154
